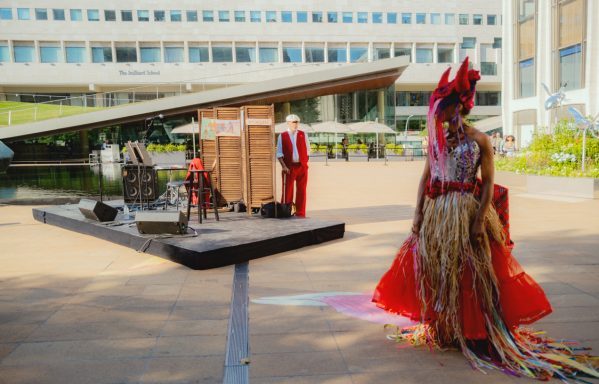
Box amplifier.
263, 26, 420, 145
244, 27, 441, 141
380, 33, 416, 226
135, 211, 188, 235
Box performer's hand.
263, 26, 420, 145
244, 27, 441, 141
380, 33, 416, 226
470, 218, 484, 246
411, 211, 423, 235
282, 166, 290, 174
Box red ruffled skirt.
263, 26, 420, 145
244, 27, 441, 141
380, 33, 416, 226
373, 233, 552, 340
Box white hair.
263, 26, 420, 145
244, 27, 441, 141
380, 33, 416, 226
285, 114, 300, 122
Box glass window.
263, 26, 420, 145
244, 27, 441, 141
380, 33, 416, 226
342, 12, 352, 23
186, 11, 197, 22
487, 14, 496, 25
518, 0, 535, 21
493, 37, 502, 49
140, 47, 160, 62
374, 47, 390, 60
40, 46, 62, 63
164, 47, 184, 63
372, 12, 383, 23
189, 46, 209, 62
250, 11, 261, 22
17, 8, 30, 20
394, 47, 412, 62
266, 11, 276, 22
87, 9, 99, 21
350, 47, 368, 62
461, 37, 476, 49
416, 48, 433, 63
259, 47, 278, 63
282, 46, 302, 62
212, 46, 232, 62
312, 11, 322, 23
459, 14, 469, 25
481, 62, 497, 76
431, 13, 441, 24
282, 11, 292, 22
305, 47, 324, 62
416, 13, 426, 24
203, 11, 214, 22
437, 47, 453, 63
219, 10, 230, 22
401, 13, 411, 24
328, 47, 347, 63
387, 12, 397, 24
473, 14, 482, 25
235, 46, 256, 62
328, 12, 338, 23
104, 10, 116, 21
116, 47, 137, 62
234, 11, 245, 22
14, 45, 35, 62
297, 11, 307, 23
137, 10, 149, 22
357, 12, 367, 23
70, 9, 82, 21
92, 47, 112, 63
66, 47, 86, 63
154, 10, 166, 21
35, 8, 48, 20
476, 91, 501, 106
121, 10, 132, 21
519, 58, 534, 97
560, 44, 582, 90
52, 9, 65, 21
445, 13, 455, 24
0, 8, 12, 20
0, 45, 10, 62
170, 10, 182, 22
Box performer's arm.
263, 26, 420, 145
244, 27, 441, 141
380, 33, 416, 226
472, 132, 494, 244
305, 133, 310, 159
412, 157, 430, 235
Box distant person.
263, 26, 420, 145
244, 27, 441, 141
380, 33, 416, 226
276, 114, 310, 217
341, 137, 349, 161
503, 135, 516, 157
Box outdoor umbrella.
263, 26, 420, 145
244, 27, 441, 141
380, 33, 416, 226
171, 120, 199, 156
311, 121, 354, 159
347, 120, 396, 158
275, 122, 314, 133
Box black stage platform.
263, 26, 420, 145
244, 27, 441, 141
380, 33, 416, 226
32, 203, 345, 270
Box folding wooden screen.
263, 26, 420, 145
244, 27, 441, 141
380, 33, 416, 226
198, 108, 243, 205
241, 105, 276, 212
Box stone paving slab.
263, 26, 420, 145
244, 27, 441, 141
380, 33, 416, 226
1, 161, 598, 383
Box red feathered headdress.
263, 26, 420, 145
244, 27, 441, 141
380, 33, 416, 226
426, 57, 480, 181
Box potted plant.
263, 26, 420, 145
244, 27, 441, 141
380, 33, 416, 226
146, 143, 186, 166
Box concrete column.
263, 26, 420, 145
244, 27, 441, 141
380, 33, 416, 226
79, 129, 89, 158
282, 102, 291, 118
377, 89, 385, 122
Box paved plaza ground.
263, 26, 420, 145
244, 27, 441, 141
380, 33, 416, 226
0, 160, 598, 383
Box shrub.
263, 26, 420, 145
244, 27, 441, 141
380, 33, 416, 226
495, 119, 599, 178
146, 143, 186, 152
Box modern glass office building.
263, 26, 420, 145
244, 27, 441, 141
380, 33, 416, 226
0, 0, 503, 136
502, 0, 598, 147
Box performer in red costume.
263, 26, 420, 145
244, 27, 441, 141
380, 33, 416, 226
373, 58, 598, 381
276, 114, 310, 217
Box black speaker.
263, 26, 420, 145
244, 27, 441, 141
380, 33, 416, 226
122, 165, 158, 203
135, 211, 188, 235
78, 199, 118, 222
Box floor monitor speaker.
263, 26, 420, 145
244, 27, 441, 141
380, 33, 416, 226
78, 199, 118, 222
135, 211, 188, 235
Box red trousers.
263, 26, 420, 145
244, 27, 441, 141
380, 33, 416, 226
283, 164, 308, 217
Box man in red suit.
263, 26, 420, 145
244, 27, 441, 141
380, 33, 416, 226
276, 114, 310, 217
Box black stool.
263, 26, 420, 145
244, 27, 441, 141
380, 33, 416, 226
185, 169, 219, 224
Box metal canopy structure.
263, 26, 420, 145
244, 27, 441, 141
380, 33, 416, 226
0, 56, 409, 142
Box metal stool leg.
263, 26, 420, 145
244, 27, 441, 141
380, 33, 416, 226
210, 182, 219, 221
198, 173, 204, 224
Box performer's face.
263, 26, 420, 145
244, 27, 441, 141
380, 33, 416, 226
287, 120, 299, 133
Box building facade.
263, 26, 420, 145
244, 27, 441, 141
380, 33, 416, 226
502, 0, 598, 147
0, 0, 502, 135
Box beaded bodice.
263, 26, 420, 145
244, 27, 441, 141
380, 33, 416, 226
431, 139, 480, 184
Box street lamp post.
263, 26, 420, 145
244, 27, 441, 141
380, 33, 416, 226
404, 115, 415, 138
